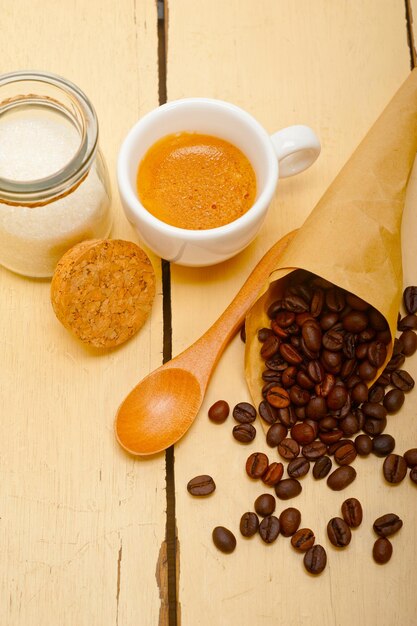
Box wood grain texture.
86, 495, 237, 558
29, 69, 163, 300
0, 2, 165, 625
167, 2, 417, 625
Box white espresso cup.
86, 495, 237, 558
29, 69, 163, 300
117, 98, 320, 266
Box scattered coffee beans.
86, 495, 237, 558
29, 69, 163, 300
233, 402, 257, 423
403, 286, 417, 314
262, 462, 284, 486
254, 493, 276, 517
212, 526, 236, 553
259, 515, 280, 543
232, 423, 256, 443
266, 422, 287, 446
313, 456, 332, 479
291, 527, 315, 551
246, 452, 269, 479
373, 537, 393, 564
404, 448, 417, 468
240, 512, 259, 537
287, 457, 310, 478
274, 478, 302, 500
327, 517, 352, 547
303, 545, 327, 575
383, 454, 407, 484
341, 498, 363, 528
372, 434, 395, 457
208, 400, 229, 423
187, 475, 216, 496
326, 466, 356, 491
354, 434, 373, 456
373, 513, 403, 537
279, 507, 301, 537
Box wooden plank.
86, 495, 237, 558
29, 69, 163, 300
0, 2, 166, 625
167, 2, 417, 625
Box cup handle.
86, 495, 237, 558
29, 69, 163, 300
270, 125, 321, 178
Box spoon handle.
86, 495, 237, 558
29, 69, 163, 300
170, 230, 297, 387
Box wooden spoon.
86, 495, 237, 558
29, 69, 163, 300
115, 230, 296, 456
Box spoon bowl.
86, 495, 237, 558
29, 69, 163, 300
115, 230, 297, 456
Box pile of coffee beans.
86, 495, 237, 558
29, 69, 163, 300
195, 279, 416, 574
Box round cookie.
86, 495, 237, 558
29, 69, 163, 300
51, 239, 156, 347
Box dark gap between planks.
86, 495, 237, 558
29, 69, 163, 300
158, 1, 178, 625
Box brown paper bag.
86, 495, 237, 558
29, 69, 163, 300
245, 69, 417, 416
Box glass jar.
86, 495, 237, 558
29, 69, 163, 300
0, 71, 112, 277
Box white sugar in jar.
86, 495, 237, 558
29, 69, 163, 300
0, 71, 112, 277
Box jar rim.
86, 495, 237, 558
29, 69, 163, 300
0, 70, 98, 205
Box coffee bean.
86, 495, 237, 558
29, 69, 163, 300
246, 452, 269, 479
363, 417, 387, 436
410, 466, 417, 484
212, 526, 236, 553
355, 434, 373, 456
342, 310, 368, 333
321, 349, 342, 374
307, 360, 325, 383
341, 497, 363, 528
346, 292, 369, 310
372, 434, 395, 457
327, 465, 356, 490
187, 475, 216, 496
302, 441, 327, 460
287, 457, 310, 479
327, 439, 352, 456
274, 310, 295, 327
368, 384, 385, 403
404, 286, 417, 314
296, 370, 315, 390
254, 493, 276, 517
383, 389, 405, 413
327, 385, 348, 410
280, 343, 303, 365
369, 308, 388, 331
373, 537, 393, 564
274, 478, 302, 500
283, 294, 309, 313
313, 456, 332, 479
398, 313, 417, 331
278, 406, 298, 428
233, 402, 257, 423
327, 517, 352, 547
358, 360, 377, 381
266, 423, 287, 447
303, 545, 327, 575
281, 366, 297, 388
351, 382, 369, 404
302, 319, 322, 352
339, 414, 360, 437
385, 353, 406, 372
258, 327, 273, 342
383, 454, 407, 483
319, 429, 344, 445
391, 369, 414, 392
291, 528, 315, 551
258, 400, 279, 425
289, 385, 310, 406
208, 400, 229, 423
367, 341, 387, 368
334, 442, 357, 466
239, 512, 259, 537
260, 334, 281, 359
355, 342, 369, 360
362, 402, 387, 420
259, 515, 280, 543
262, 462, 284, 486
306, 396, 328, 419
291, 422, 316, 445
373, 513, 403, 537
278, 438, 300, 460
233, 423, 256, 443
279, 507, 301, 537
404, 448, 417, 468
400, 329, 417, 356
266, 386, 290, 409
326, 288, 345, 312
315, 372, 336, 397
